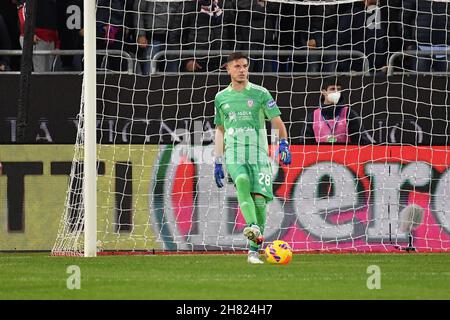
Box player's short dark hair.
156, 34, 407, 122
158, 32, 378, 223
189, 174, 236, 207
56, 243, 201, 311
321, 77, 342, 90
227, 52, 248, 64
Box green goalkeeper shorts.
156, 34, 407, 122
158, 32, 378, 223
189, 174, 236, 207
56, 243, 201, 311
225, 161, 274, 201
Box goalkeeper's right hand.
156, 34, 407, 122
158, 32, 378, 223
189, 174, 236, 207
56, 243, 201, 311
214, 157, 225, 188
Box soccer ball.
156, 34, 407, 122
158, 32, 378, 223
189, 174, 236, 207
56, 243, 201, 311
265, 240, 293, 265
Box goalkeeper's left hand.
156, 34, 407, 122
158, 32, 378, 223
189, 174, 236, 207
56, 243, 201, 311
278, 139, 291, 165
214, 157, 225, 188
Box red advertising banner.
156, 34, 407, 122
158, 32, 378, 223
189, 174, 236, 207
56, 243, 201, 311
274, 145, 450, 252
154, 145, 450, 252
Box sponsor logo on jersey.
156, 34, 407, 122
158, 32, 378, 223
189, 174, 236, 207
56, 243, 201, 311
228, 112, 236, 121
267, 99, 276, 109
247, 99, 254, 108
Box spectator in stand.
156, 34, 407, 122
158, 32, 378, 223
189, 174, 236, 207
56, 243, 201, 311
56, 0, 84, 71
133, 0, 178, 74
337, 0, 389, 74
402, 0, 450, 73
236, 0, 278, 72
382, 0, 403, 54
277, 1, 313, 73
0, 14, 12, 71
17, 0, 60, 72
0, 0, 21, 71
96, 0, 136, 72
302, 78, 373, 145
307, 2, 353, 73
168, 0, 236, 72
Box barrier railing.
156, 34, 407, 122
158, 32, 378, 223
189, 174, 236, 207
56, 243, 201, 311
3, 49, 450, 76
387, 50, 450, 76
151, 49, 370, 75
0, 50, 134, 74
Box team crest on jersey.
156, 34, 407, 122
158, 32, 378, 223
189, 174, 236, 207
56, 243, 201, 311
247, 100, 254, 108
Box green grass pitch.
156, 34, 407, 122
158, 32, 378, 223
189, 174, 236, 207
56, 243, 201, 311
0, 253, 449, 300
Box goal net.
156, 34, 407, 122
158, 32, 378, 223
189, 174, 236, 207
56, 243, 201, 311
52, 0, 450, 256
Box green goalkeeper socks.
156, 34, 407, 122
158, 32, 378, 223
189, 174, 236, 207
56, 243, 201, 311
249, 196, 267, 252
235, 174, 257, 226
254, 196, 267, 235
235, 174, 268, 252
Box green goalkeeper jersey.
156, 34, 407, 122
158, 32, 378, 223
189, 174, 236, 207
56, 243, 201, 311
214, 82, 281, 165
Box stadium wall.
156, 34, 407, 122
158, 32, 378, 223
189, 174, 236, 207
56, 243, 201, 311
0, 74, 449, 251
0, 74, 449, 145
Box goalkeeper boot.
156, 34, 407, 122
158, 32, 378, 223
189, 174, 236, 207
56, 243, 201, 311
255, 235, 264, 245
247, 250, 264, 264
243, 224, 261, 243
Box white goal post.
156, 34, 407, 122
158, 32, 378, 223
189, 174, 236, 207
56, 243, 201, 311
83, 0, 98, 257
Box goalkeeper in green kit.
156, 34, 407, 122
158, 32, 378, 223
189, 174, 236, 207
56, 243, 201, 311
214, 52, 291, 264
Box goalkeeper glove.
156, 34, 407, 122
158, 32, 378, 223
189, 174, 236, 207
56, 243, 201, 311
214, 157, 225, 188
278, 139, 292, 165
